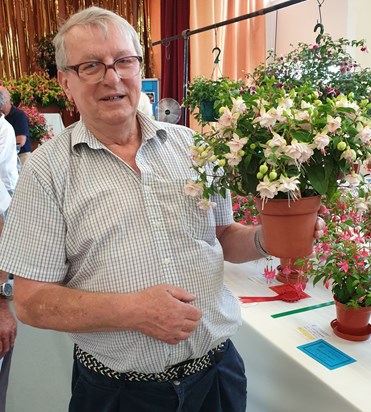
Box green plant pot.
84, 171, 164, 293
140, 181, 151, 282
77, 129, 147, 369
200, 100, 217, 122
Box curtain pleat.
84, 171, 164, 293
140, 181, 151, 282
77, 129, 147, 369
160, 0, 190, 111
0, 0, 154, 80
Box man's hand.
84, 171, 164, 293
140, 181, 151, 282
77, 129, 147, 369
131, 284, 202, 345
0, 303, 17, 358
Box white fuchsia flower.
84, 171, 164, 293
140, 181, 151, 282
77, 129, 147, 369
226, 134, 248, 153
225, 152, 243, 166
278, 175, 301, 195
184, 180, 204, 197
256, 176, 279, 200
197, 198, 217, 210
326, 115, 342, 133
313, 132, 330, 151
218, 107, 239, 129
355, 125, 371, 144
340, 148, 357, 162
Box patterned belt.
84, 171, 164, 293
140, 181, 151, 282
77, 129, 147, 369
75, 342, 226, 382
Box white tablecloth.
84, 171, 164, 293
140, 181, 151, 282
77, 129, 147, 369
225, 259, 371, 412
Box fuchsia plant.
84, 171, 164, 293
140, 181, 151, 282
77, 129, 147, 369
306, 184, 370, 308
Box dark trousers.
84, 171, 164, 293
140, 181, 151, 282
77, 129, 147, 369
69, 340, 247, 412
0, 348, 13, 412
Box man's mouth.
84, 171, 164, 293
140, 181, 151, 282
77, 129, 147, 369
102, 95, 124, 101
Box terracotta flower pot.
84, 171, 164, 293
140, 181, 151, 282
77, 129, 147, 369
331, 298, 371, 341
254, 196, 321, 259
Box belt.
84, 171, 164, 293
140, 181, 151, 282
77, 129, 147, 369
75, 342, 226, 382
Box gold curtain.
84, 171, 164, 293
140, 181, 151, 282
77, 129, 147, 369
0, 0, 154, 80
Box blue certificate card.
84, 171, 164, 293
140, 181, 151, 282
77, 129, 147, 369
297, 339, 356, 370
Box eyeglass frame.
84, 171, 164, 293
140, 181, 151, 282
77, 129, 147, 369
63, 56, 143, 83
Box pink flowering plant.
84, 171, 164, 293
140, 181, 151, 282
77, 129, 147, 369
19, 105, 54, 143
3, 73, 73, 111
251, 33, 370, 107
232, 192, 259, 225
307, 184, 371, 308
186, 78, 371, 208
33, 33, 56, 72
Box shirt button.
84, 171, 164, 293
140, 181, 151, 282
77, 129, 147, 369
173, 380, 180, 386
163, 258, 171, 265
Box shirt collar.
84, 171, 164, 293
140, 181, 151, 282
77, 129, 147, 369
70, 112, 168, 150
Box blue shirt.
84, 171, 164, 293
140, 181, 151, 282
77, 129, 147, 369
6, 105, 31, 154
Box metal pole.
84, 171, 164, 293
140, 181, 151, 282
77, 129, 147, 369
152, 0, 308, 46
151, 0, 308, 127
182, 30, 190, 126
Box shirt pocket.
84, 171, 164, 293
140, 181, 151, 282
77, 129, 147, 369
157, 179, 216, 245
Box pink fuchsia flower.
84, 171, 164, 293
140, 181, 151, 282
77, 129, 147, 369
337, 260, 349, 273
263, 266, 276, 282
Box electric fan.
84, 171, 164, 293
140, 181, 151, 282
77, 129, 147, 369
156, 98, 182, 124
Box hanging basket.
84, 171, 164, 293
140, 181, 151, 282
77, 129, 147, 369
254, 195, 321, 259
200, 100, 217, 122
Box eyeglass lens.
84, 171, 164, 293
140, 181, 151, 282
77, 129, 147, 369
78, 57, 141, 82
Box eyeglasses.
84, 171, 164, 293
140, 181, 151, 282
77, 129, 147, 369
64, 56, 142, 84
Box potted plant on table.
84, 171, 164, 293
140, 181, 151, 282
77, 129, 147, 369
306, 185, 371, 341
19, 105, 54, 150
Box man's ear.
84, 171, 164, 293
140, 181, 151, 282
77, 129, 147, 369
58, 70, 74, 103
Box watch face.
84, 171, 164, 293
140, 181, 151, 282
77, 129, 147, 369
2, 283, 13, 297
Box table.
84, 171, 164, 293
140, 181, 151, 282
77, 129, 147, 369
226, 259, 371, 412
6, 260, 370, 412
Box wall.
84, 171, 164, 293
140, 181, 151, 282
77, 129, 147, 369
268, 0, 371, 67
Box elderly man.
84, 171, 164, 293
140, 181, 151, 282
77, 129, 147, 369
0, 86, 31, 166
0, 7, 323, 412
0, 93, 18, 412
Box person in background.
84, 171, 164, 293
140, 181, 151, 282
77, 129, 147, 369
0, 86, 31, 166
138, 91, 153, 117
0, 181, 16, 412
0, 7, 324, 412
0, 92, 18, 196
0, 118, 17, 412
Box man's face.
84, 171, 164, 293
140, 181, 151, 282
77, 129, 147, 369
58, 25, 142, 132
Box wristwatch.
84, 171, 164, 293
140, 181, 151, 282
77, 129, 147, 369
0, 282, 13, 299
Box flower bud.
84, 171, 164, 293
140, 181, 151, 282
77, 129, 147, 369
259, 164, 268, 174
269, 170, 278, 180
256, 172, 264, 180
337, 141, 347, 151
218, 159, 226, 167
